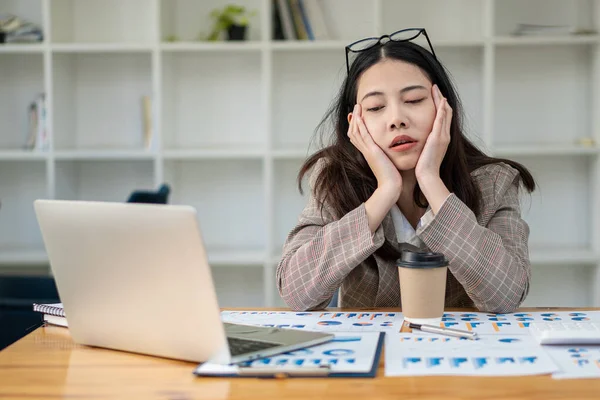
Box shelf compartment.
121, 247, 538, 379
50, 0, 155, 44
0, 160, 47, 254
494, 0, 595, 37
273, 159, 308, 255
381, 0, 483, 42
212, 267, 266, 307
529, 246, 598, 265
164, 159, 266, 255
436, 47, 484, 144
522, 264, 596, 307
52, 53, 152, 151
161, 51, 264, 150
55, 160, 156, 203
0, 53, 44, 150
272, 50, 343, 151
494, 46, 592, 147
160, 0, 263, 43
511, 156, 592, 250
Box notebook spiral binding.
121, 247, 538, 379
33, 303, 65, 317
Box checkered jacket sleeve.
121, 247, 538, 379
417, 164, 531, 313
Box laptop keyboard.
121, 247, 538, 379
227, 336, 281, 356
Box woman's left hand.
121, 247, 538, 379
415, 84, 452, 183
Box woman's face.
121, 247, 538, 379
351, 59, 437, 171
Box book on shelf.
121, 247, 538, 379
512, 23, 597, 36
33, 302, 68, 328
141, 95, 155, 151
23, 93, 49, 151
273, 0, 330, 41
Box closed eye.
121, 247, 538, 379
366, 106, 384, 112
406, 98, 425, 104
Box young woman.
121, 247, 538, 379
276, 29, 535, 313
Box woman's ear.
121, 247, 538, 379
347, 112, 353, 125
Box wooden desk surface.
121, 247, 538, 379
1, 308, 600, 400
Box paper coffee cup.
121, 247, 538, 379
397, 250, 449, 326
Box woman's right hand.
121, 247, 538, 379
348, 104, 402, 202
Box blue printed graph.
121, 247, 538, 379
514, 313, 532, 317
352, 322, 373, 327
283, 348, 313, 356
519, 357, 537, 364
332, 336, 362, 342
318, 321, 342, 326
496, 357, 515, 364
403, 357, 422, 368
498, 338, 521, 343
568, 348, 589, 353
449, 357, 468, 368
323, 349, 355, 356
473, 357, 489, 369
426, 357, 443, 367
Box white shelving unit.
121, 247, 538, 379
1, 0, 599, 308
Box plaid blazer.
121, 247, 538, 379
276, 162, 531, 313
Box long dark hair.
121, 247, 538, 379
297, 40, 536, 260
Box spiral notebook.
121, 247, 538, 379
33, 302, 65, 317
33, 302, 68, 327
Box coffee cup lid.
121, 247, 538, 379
396, 250, 449, 269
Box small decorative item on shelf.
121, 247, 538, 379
575, 137, 596, 147
204, 4, 257, 41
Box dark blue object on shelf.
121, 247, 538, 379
126, 183, 170, 204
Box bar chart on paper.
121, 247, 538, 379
384, 333, 559, 376
438, 312, 600, 334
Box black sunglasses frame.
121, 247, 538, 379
345, 28, 437, 74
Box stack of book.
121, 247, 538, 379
33, 303, 68, 327
273, 0, 330, 41
0, 14, 43, 43
512, 23, 596, 36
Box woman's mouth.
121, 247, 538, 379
389, 135, 418, 152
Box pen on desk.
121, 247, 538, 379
237, 365, 330, 377
408, 322, 478, 340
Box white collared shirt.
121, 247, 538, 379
389, 204, 435, 250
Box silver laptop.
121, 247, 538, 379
33, 199, 333, 364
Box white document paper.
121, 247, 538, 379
542, 345, 600, 379
195, 332, 382, 376
435, 311, 600, 334
221, 310, 404, 332
385, 333, 559, 376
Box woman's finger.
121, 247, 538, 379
431, 98, 446, 138
433, 84, 440, 110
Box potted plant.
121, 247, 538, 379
205, 4, 256, 41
